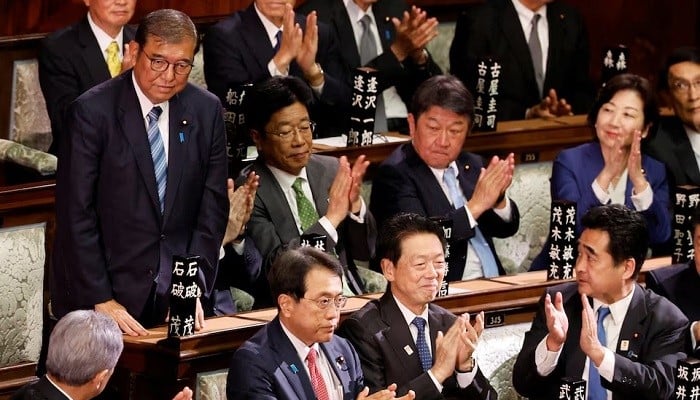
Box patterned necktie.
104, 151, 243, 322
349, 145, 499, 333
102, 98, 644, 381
306, 348, 330, 400
358, 14, 387, 133
273, 30, 282, 52
292, 178, 319, 231
412, 317, 432, 371
528, 14, 544, 96
147, 106, 167, 213
443, 167, 500, 277
106, 41, 121, 78
588, 307, 611, 400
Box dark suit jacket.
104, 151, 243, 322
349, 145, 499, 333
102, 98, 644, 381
513, 282, 688, 400
51, 71, 228, 323
241, 154, 377, 306
227, 317, 365, 400
11, 376, 68, 400
370, 143, 519, 279
644, 116, 700, 190
39, 16, 136, 155
203, 5, 351, 137
530, 142, 672, 270
297, 0, 441, 105
209, 237, 264, 315
449, 0, 593, 120
337, 289, 496, 399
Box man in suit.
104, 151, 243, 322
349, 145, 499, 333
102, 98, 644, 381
12, 310, 193, 400
646, 205, 700, 357
227, 246, 415, 400
449, 0, 593, 121
203, 0, 350, 137
513, 204, 689, 400
39, 0, 137, 155
370, 75, 519, 280
338, 213, 496, 399
239, 76, 377, 307
297, 0, 441, 134
645, 46, 700, 191
51, 9, 228, 336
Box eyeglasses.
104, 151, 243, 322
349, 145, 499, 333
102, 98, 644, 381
669, 79, 700, 94
301, 295, 348, 310
267, 122, 316, 141
142, 51, 194, 75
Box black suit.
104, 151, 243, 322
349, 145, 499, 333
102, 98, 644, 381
297, 0, 441, 109
11, 376, 68, 400
449, 0, 593, 120
337, 289, 496, 399
39, 17, 136, 155
644, 116, 700, 190
370, 143, 518, 279
513, 282, 688, 400
203, 5, 351, 137
51, 71, 228, 324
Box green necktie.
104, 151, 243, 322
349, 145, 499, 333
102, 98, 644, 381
292, 178, 319, 231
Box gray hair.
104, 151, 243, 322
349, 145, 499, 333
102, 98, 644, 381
134, 9, 198, 48
46, 310, 124, 385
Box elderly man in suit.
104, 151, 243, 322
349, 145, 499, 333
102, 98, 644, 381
238, 75, 377, 307
449, 0, 593, 120
51, 9, 228, 336
39, 0, 137, 155
11, 310, 193, 400
297, 0, 441, 134
203, 0, 350, 137
370, 75, 519, 280
513, 204, 688, 400
338, 213, 497, 399
227, 247, 415, 400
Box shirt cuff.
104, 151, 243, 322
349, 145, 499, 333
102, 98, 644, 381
592, 180, 611, 204
492, 197, 513, 222
455, 360, 478, 388
232, 239, 246, 255
630, 183, 653, 211
219, 246, 225, 260
347, 198, 367, 223
535, 335, 562, 376
427, 370, 443, 393
691, 321, 698, 350
597, 348, 615, 382
310, 80, 324, 94
268, 60, 288, 77
318, 216, 339, 243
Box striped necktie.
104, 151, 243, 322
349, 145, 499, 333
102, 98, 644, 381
147, 106, 167, 213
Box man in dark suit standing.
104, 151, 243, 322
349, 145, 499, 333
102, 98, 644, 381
239, 76, 377, 306
513, 204, 688, 400
370, 75, 519, 280
449, 0, 593, 121
297, 0, 441, 134
338, 213, 497, 399
51, 9, 228, 336
227, 246, 415, 400
644, 46, 700, 191
203, 0, 350, 137
39, 0, 137, 155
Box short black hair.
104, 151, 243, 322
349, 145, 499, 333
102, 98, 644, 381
268, 246, 343, 310
410, 75, 475, 127
660, 46, 700, 91
244, 76, 314, 136
135, 9, 198, 51
581, 204, 648, 278
377, 213, 447, 264
587, 73, 659, 129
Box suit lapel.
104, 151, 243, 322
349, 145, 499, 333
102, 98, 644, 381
306, 157, 330, 217
255, 161, 301, 240
566, 292, 587, 377
404, 145, 452, 213
500, 1, 539, 96
669, 120, 700, 184
162, 91, 192, 221
321, 340, 352, 399
331, 0, 362, 67
241, 6, 279, 75
77, 16, 111, 85
117, 73, 162, 219
544, 6, 565, 90
615, 284, 647, 362
379, 291, 426, 377
374, 6, 395, 53
269, 318, 317, 400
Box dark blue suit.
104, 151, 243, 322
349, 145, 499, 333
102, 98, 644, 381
227, 317, 365, 400
644, 116, 700, 191
11, 376, 68, 400
51, 71, 228, 323
370, 143, 519, 279
530, 142, 671, 270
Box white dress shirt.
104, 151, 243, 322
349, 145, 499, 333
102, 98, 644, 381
132, 73, 170, 161
511, 0, 549, 79
87, 12, 125, 63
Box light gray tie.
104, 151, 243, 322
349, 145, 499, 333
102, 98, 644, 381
359, 14, 387, 133
528, 14, 544, 97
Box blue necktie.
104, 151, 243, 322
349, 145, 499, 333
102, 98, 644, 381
273, 30, 282, 52
443, 167, 500, 277
412, 317, 432, 371
147, 106, 167, 213
588, 307, 611, 400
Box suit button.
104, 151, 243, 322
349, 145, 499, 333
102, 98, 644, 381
160, 234, 166, 240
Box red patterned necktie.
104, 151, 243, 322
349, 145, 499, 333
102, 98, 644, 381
307, 348, 330, 400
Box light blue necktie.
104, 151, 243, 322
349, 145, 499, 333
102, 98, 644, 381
443, 167, 500, 277
147, 106, 167, 213
588, 307, 611, 400
412, 317, 432, 371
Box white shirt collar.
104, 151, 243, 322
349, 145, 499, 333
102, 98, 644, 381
267, 164, 310, 190
46, 375, 75, 400
87, 11, 124, 57
254, 2, 284, 47
280, 317, 321, 363
592, 284, 636, 326
344, 0, 374, 24
427, 161, 460, 184
684, 124, 700, 156
131, 72, 169, 123
392, 294, 430, 327
511, 0, 548, 21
